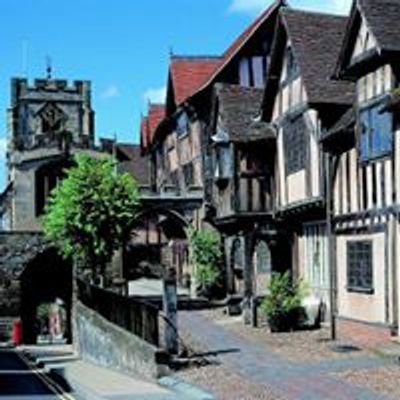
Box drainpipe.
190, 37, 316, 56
392, 209, 399, 334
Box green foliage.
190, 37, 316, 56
195, 265, 220, 287
186, 226, 221, 288
43, 154, 140, 273
261, 272, 308, 331
37, 303, 51, 320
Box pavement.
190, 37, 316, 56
180, 311, 396, 400
128, 278, 190, 297
6, 344, 211, 400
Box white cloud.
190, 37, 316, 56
228, 0, 268, 14
0, 138, 7, 161
143, 86, 166, 104
100, 84, 119, 100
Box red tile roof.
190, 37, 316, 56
192, 0, 283, 97
141, 0, 282, 146
140, 104, 165, 151
170, 56, 222, 106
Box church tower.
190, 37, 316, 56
3, 74, 95, 231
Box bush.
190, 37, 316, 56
261, 272, 307, 332
195, 265, 219, 288
186, 227, 221, 297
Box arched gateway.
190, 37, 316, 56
0, 232, 72, 344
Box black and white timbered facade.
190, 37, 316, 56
322, 0, 400, 334
262, 9, 354, 312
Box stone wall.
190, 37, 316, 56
0, 232, 48, 316
75, 301, 166, 380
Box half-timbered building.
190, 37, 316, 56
322, 0, 400, 339
208, 83, 289, 308
136, 1, 285, 297
262, 8, 354, 314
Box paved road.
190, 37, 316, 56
0, 347, 71, 399
180, 311, 392, 400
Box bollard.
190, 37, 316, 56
11, 319, 22, 346
163, 267, 178, 355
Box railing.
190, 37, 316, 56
76, 279, 159, 346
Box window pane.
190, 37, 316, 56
377, 110, 392, 154
359, 110, 369, 161
359, 105, 392, 160
347, 241, 373, 292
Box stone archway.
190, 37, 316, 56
252, 240, 272, 295
20, 248, 72, 344
125, 208, 191, 286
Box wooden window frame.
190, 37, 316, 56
359, 97, 393, 164
284, 113, 307, 175
347, 240, 374, 294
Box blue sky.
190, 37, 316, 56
0, 0, 352, 190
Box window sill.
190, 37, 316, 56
359, 152, 392, 166
346, 286, 374, 295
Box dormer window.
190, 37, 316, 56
359, 104, 392, 161
176, 112, 189, 137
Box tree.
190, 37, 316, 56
43, 154, 140, 282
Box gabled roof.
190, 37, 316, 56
115, 143, 149, 185
140, 104, 165, 152
214, 84, 274, 142
169, 56, 222, 107
335, 0, 400, 78
264, 9, 354, 118
284, 9, 354, 105
189, 0, 284, 101
360, 0, 400, 52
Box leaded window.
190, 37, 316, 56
347, 241, 373, 293
359, 105, 392, 161
284, 114, 307, 174
176, 112, 189, 137
183, 163, 194, 187
304, 224, 328, 289
285, 46, 299, 83
255, 241, 271, 274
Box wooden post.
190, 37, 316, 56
163, 267, 178, 355
326, 153, 337, 341
243, 235, 254, 325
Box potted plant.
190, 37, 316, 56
194, 264, 220, 298
261, 272, 307, 332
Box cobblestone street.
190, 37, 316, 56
177, 309, 400, 400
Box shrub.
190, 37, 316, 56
261, 271, 307, 332
186, 227, 222, 296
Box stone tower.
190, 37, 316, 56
3, 76, 96, 231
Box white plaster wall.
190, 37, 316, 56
337, 232, 387, 323
287, 170, 306, 204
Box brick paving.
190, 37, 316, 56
178, 310, 394, 400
